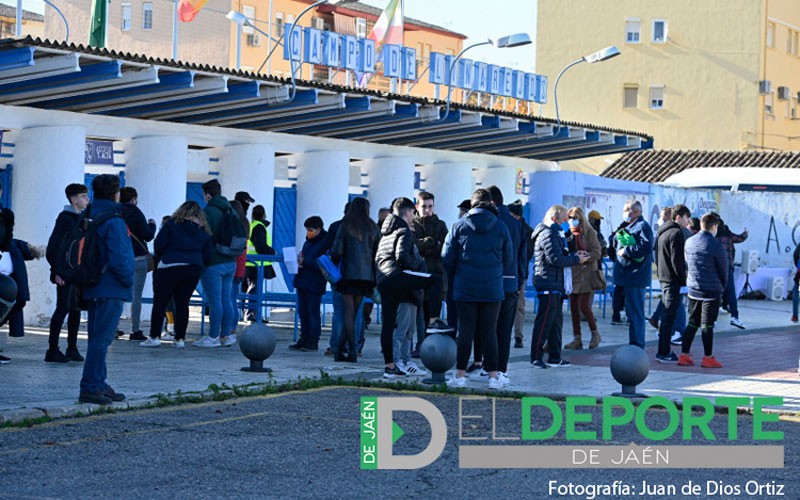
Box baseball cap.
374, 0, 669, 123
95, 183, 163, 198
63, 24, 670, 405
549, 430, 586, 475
457, 199, 472, 211
508, 199, 524, 216
235, 191, 255, 203
588, 210, 604, 221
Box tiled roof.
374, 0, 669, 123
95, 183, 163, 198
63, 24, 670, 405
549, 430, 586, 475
601, 150, 800, 183
328, 2, 466, 39
0, 4, 44, 22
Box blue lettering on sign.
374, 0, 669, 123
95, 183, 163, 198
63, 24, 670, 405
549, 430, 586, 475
461, 58, 474, 89
500, 67, 513, 97
341, 35, 358, 70
524, 72, 537, 101
473, 62, 488, 92
384, 44, 402, 78
321, 31, 340, 67
304, 27, 322, 64
512, 70, 525, 99
282, 23, 303, 62
444, 55, 455, 86
488, 65, 501, 94
401, 47, 416, 81
536, 75, 548, 103
358, 38, 375, 72
429, 52, 445, 84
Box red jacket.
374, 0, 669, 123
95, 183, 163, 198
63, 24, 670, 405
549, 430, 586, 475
235, 251, 246, 279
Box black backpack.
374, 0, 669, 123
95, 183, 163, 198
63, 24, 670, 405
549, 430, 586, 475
57, 206, 120, 288
214, 206, 247, 257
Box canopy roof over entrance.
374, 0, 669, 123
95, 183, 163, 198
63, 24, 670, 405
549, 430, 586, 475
0, 37, 653, 161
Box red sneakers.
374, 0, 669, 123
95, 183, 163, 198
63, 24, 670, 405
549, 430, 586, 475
701, 356, 723, 368
792, 315, 798, 323
677, 353, 694, 366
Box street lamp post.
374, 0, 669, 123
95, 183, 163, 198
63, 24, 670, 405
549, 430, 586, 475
552, 45, 620, 134
440, 33, 532, 122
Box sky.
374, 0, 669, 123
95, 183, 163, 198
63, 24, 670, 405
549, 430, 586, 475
2, 0, 538, 72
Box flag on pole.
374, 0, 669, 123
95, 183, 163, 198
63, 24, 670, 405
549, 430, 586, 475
357, 0, 403, 86
178, 0, 209, 22
88, 0, 107, 47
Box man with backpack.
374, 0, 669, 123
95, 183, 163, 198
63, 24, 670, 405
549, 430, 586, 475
78, 174, 135, 405
197, 179, 243, 348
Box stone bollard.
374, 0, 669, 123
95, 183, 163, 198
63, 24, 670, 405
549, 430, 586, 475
610, 345, 649, 398
420, 333, 457, 385
238, 323, 277, 373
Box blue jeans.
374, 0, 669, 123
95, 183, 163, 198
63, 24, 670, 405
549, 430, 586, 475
624, 287, 646, 348
229, 277, 243, 335
130, 257, 149, 332
297, 290, 323, 345
201, 262, 236, 339
80, 299, 124, 393
793, 280, 799, 317
329, 291, 363, 349
723, 267, 739, 318
392, 303, 416, 365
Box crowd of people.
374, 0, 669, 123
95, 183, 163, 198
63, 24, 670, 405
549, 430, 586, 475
0, 173, 763, 401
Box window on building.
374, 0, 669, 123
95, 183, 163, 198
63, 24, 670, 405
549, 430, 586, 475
625, 19, 640, 44
311, 17, 324, 30
788, 29, 800, 56
274, 12, 284, 37
356, 18, 367, 38
767, 22, 775, 48
142, 2, 153, 30
121, 3, 131, 31
0, 21, 15, 36
652, 19, 667, 43
765, 93, 773, 114
649, 85, 664, 109
242, 5, 255, 34
623, 85, 638, 108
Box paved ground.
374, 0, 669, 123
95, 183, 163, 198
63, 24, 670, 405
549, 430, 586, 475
0, 388, 797, 500
1, 297, 798, 422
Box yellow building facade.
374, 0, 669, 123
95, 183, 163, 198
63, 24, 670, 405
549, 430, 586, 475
43, 0, 464, 100
0, 5, 45, 39
536, 0, 800, 173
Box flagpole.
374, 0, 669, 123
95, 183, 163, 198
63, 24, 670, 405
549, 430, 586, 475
172, 0, 179, 60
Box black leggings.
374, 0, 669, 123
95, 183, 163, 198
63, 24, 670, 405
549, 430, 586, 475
48, 285, 80, 350
456, 301, 501, 372
378, 272, 435, 364
339, 293, 364, 353
150, 265, 202, 341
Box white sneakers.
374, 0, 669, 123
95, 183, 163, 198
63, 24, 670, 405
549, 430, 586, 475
221, 334, 238, 347
488, 376, 503, 390
446, 375, 467, 388
447, 372, 509, 389
140, 337, 161, 348
194, 336, 221, 348
497, 372, 511, 387
162, 333, 175, 342
730, 317, 746, 329
174, 340, 185, 349
398, 361, 426, 376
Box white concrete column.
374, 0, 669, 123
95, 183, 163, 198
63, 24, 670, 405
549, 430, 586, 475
474, 166, 522, 205
123, 136, 188, 322
360, 156, 415, 220
12, 126, 87, 325
124, 136, 188, 226
217, 143, 275, 221
295, 150, 350, 248
419, 162, 474, 228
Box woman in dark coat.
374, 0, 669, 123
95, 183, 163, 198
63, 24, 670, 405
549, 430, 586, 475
290, 216, 328, 351
330, 197, 380, 361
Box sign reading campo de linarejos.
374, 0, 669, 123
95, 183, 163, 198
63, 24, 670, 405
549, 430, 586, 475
283, 24, 548, 103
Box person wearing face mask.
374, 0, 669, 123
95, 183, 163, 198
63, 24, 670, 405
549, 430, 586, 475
608, 200, 653, 349
679, 213, 727, 368
530, 205, 590, 368
564, 207, 603, 351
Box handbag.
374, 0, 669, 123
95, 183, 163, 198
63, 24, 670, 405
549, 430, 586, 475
130, 233, 155, 273
317, 253, 342, 285
589, 267, 607, 292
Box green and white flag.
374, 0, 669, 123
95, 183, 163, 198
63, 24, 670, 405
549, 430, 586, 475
88, 0, 107, 47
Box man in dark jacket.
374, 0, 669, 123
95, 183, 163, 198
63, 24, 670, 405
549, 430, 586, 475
291, 216, 328, 352
79, 174, 135, 405
530, 205, 589, 368
509, 200, 534, 348
375, 197, 434, 377
119, 187, 156, 341
485, 186, 526, 381
655, 204, 691, 363
715, 215, 748, 329
413, 191, 452, 335
197, 179, 237, 348
609, 200, 653, 348
679, 213, 727, 369
45, 183, 89, 363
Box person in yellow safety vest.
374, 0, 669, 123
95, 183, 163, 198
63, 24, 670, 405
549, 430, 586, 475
246, 204, 276, 322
